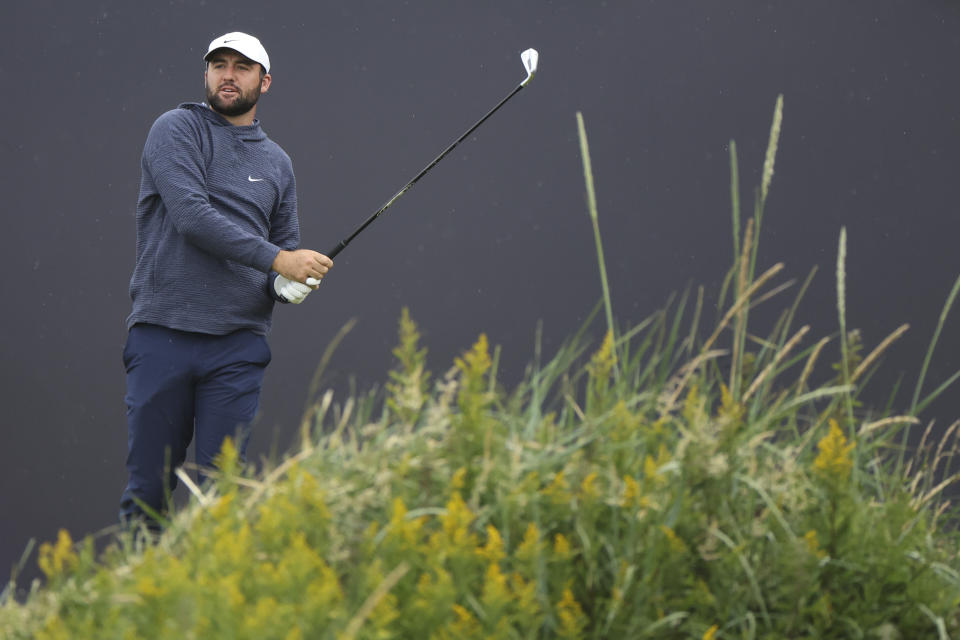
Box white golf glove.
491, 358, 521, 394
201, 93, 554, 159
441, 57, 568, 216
274, 275, 312, 304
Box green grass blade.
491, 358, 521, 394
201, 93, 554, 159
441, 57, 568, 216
730, 139, 741, 260
910, 273, 960, 415
576, 112, 615, 357
914, 368, 960, 415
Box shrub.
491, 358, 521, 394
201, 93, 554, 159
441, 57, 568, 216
3, 102, 959, 639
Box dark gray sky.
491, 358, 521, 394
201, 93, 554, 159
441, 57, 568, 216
3, 0, 960, 586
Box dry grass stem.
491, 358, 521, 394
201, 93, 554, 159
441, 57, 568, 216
173, 468, 211, 507
701, 262, 785, 357
934, 420, 960, 476
730, 218, 755, 395
858, 415, 920, 436
743, 325, 809, 402
342, 562, 410, 639
747, 278, 796, 311
851, 324, 910, 383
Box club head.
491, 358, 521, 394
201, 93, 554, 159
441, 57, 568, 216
520, 48, 539, 86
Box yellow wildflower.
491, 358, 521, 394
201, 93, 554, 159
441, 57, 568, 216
35, 616, 71, 640
220, 572, 245, 609
580, 472, 599, 499
210, 490, 235, 521
610, 401, 641, 442
388, 497, 424, 547
451, 466, 468, 490
621, 475, 641, 507
37, 529, 78, 579
303, 562, 344, 611
588, 329, 617, 379
556, 586, 586, 639
553, 533, 572, 558
814, 419, 855, 482
660, 525, 687, 553
717, 382, 744, 422
441, 491, 475, 546
482, 562, 511, 613
242, 596, 283, 635
206, 522, 251, 571
683, 384, 705, 424
477, 524, 505, 563
445, 603, 481, 637
455, 334, 492, 378
644, 455, 659, 479
134, 576, 164, 599
511, 572, 539, 619
390, 496, 408, 523
543, 470, 571, 504
703, 624, 719, 640
443, 491, 473, 530
452, 603, 473, 622
516, 522, 542, 563
804, 529, 827, 559
213, 435, 240, 475
644, 444, 672, 487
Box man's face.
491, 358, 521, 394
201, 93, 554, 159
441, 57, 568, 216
204, 49, 271, 118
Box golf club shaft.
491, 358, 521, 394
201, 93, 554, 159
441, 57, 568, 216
326, 82, 527, 258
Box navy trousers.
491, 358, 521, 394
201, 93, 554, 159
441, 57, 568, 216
119, 323, 271, 526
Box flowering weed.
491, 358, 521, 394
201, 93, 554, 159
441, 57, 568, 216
3, 103, 960, 638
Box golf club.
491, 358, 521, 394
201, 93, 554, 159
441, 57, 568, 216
306, 47, 539, 284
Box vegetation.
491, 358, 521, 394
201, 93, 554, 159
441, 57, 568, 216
2, 100, 959, 638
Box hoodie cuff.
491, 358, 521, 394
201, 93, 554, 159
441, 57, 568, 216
267, 272, 289, 303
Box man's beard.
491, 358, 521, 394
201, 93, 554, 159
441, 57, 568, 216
206, 82, 262, 118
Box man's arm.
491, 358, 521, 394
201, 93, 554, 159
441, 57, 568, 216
266, 166, 333, 302
144, 111, 280, 272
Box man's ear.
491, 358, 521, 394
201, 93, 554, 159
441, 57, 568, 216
261, 73, 272, 94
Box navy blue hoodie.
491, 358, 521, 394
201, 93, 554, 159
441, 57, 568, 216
127, 102, 299, 335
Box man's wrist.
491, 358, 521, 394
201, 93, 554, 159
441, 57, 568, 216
271, 250, 287, 274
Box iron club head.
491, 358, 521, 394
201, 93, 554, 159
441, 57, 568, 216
520, 48, 539, 86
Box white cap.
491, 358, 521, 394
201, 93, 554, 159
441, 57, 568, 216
204, 32, 270, 73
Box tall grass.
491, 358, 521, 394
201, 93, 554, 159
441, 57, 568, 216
3, 101, 960, 639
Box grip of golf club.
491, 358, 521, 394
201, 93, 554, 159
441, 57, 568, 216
327, 242, 346, 259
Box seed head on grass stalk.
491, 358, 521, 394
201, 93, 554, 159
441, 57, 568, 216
760, 95, 783, 209
836, 226, 856, 429
732, 95, 784, 404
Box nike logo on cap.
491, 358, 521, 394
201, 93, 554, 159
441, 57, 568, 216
248, 176, 264, 182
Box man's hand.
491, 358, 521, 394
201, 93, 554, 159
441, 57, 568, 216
272, 249, 333, 283
274, 275, 312, 304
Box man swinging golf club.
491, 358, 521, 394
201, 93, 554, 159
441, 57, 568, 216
119, 32, 332, 531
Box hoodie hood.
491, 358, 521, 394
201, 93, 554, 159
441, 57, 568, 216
178, 102, 267, 141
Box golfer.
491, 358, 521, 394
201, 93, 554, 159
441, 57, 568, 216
119, 32, 331, 529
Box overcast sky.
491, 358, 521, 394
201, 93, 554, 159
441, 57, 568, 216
3, 0, 959, 588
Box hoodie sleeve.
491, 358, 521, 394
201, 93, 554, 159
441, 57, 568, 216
265, 151, 301, 303
143, 110, 280, 272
